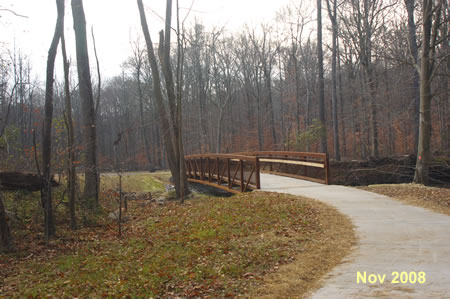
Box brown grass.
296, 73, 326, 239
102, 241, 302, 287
357, 184, 450, 216
247, 193, 357, 299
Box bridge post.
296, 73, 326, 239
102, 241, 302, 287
324, 153, 330, 185
240, 160, 244, 192
255, 157, 261, 189
199, 158, 203, 180
227, 158, 231, 189
185, 160, 190, 178
207, 157, 211, 182
216, 157, 220, 185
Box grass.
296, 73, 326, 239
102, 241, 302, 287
99, 171, 170, 193
1, 172, 356, 298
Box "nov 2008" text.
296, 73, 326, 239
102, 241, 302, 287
356, 271, 426, 284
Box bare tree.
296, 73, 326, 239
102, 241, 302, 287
317, 0, 327, 153
61, 23, 76, 230
186, 23, 212, 152
91, 27, 102, 117
339, 0, 396, 157
414, 0, 444, 184
72, 0, 99, 206
438, 1, 449, 153
137, 0, 189, 201
211, 36, 238, 152
129, 38, 153, 169
326, 0, 341, 160
250, 26, 278, 148
404, 0, 420, 154
41, 0, 65, 238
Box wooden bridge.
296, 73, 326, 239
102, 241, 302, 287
184, 151, 329, 194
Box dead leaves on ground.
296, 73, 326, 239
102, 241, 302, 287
2, 192, 332, 298
359, 184, 450, 216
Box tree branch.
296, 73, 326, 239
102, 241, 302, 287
0, 8, 28, 18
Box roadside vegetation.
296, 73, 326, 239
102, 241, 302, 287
1, 173, 355, 298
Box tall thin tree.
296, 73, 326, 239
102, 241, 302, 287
414, 0, 443, 184
405, 0, 420, 154
326, 0, 340, 160
317, 0, 327, 153
41, 0, 65, 238
137, 0, 189, 201
61, 25, 76, 230
72, 0, 99, 206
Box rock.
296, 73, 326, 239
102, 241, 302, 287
122, 192, 152, 201
108, 209, 129, 223
165, 184, 175, 191
138, 201, 151, 207
136, 192, 152, 201
155, 198, 166, 205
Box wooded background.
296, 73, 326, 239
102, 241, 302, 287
1, 0, 448, 173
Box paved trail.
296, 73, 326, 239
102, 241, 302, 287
260, 174, 450, 299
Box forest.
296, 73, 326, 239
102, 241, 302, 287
1, 0, 448, 171
0, 0, 449, 297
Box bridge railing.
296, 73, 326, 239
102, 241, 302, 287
184, 154, 261, 194
236, 151, 329, 185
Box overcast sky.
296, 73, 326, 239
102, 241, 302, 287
1, 0, 295, 80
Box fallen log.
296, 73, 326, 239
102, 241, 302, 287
0, 171, 59, 192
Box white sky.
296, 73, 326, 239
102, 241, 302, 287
0, 0, 295, 80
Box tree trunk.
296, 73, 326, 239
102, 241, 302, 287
256, 88, 264, 150
337, 44, 346, 157
0, 192, 12, 252
216, 108, 225, 153
439, 1, 449, 153
137, 0, 188, 201
61, 27, 76, 230
405, 0, 421, 154
41, 0, 64, 238
137, 66, 153, 169
293, 54, 301, 134
279, 52, 286, 147
264, 66, 277, 148
414, 0, 441, 184
326, 0, 340, 160
72, 0, 99, 206
175, 0, 187, 202
317, 0, 327, 153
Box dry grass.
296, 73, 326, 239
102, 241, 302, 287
358, 184, 450, 216
247, 194, 356, 299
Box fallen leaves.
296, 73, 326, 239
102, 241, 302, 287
358, 184, 450, 216
1, 190, 345, 298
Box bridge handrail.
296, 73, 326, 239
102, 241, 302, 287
184, 154, 260, 194
235, 151, 329, 185
185, 151, 329, 194
185, 153, 258, 162
235, 151, 327, 159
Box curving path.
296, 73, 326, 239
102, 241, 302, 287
260, 173, 450, 299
